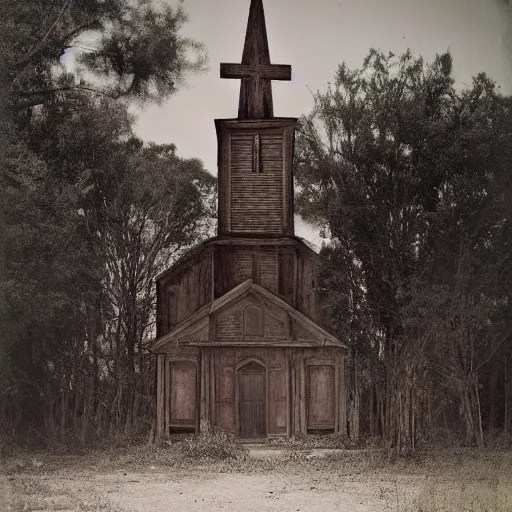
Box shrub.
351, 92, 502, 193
178, 428, 247, 461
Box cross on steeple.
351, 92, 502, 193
220, 0, 292, 119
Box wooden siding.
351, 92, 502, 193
278, 249, 296, 305
268, 350, 287, 434
233, 250, 253, 283
258, 247, 278, 293
157, 238, 332, 346
214, 296, 290, 341
161, 248, 212, 334
229, 132, 284, 235
215, 119, 296, 237
230, 182, 283, 234
214, 245, 235, 299
215, 349, 236, 432
213, 244, 290, 304
216, 306, 243, 338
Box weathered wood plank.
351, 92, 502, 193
200, 349, 209, 432
164, 357, 170, 435
156, 354, 165, 439
300, 356, 306, 434
339, 355, 347, 435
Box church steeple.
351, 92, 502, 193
220, 0, 291, 119
215, 0, 297, 236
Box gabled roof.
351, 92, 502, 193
151, 279, 346, 352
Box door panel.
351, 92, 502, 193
169, 361, 197, 427
238, 362, 266, 438
307, 365, 335, 429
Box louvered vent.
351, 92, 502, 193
230, 133, 283, 234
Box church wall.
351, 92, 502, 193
212, 242, 319, 320
268, 349, 288, 434
214, 294, 287, 341
157, 238, 326, 342
216, 120, 296, 237
277, 248, 296, 306
156, 344, 346, 439
214, 348, 236, 432
157, 246, 214, 336
296, 255, 316, 320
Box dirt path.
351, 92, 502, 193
5, 449, 509, 512
81, 471, 396, 512
4, 465, 417, 512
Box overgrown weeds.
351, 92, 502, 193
402, 450, 512, 512
178, 428, 248, 462
265, 433, 382, 450
1, 429, 249, 475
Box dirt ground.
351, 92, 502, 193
1, 447, 511, 512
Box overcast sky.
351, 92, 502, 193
134, 0, 512, 246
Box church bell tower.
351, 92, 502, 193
216, 0, 297, 236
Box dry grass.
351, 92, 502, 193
401, 450, 512, 512
1, 441, 511, 512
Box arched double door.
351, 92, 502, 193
237, 361, 266, 438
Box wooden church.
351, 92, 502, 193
152, 0, 347, 440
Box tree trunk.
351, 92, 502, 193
487, 365, 498, 435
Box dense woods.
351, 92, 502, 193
0, 0, 215, 449
1, 1, 510, 454
296, 50, 512, 452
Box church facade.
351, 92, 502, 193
152, 0, 347, 439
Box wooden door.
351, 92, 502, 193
169, 361, 197, 430
307, 365, 335, 430
238, 362, 266, 438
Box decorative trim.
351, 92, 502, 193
304, 358, 335, 367
236, 357, 266, 372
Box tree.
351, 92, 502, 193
1, 127, 95, 443
406, 75, 512, 446
296, 49, 512, 450
1, 92, 216, 445
0, 0, 213, 444
99, 140, 216, 435
3, 0, 207, 109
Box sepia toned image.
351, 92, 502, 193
1, 0, 511, 511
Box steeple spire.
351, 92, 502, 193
220, 0, 292, 119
